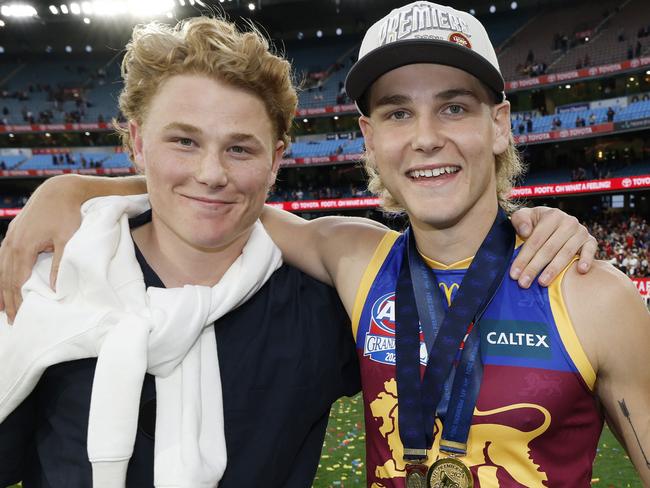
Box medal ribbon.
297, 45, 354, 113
396, 208, 514, 459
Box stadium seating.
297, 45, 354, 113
511, 99, 650, 133
287, 38, 357, 109
1, 3, 648, 124
288, 137, 363, 158
497, 0, 622, 80
0, 58, 114, 124
6, 150, 130, 171
0, 154, 27, 170
549, 0, 650, 73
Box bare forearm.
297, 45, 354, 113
42, 174, 147, 202
260, 205, 331, 283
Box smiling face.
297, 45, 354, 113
130, 74, 283, 253
359, 64, 511, 232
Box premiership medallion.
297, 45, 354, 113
427, 457, 473, 488
405, 463, 428, 488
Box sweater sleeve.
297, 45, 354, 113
0, 391, 36, 486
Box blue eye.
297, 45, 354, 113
444, 104, 465, 115
390, 110, 409, 120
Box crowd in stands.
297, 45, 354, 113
568, 158, 617, 181
620, 23, 650, 59
504, 0, 649, 80
49, 153, 103, 169
267, 183, 370, 203
516, 49, 549, 78
0, 63, 112, 126
511, 97, 650, 136
1, 86, 106, 126
586, 212, 649, 278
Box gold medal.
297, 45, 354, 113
405, 462, 429, 488
427, 457, 473, 488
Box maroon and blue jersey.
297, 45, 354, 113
352, 231, 602, 487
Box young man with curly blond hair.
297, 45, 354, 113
0, 17, 360, 487
0, 11, 604, 488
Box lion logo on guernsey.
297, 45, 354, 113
364, 293, 427, 366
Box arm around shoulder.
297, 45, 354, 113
261, 206, 390, 312
562, 262, 650, 483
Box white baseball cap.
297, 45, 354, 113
345, 1, 505, 115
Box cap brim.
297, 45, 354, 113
345, 39, 505, 115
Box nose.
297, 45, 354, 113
194, 149, 228, 188
411, 112, 444, 154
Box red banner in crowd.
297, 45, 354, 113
510, 174, 650, 198
513, 122, 614, 145
631, 278, 650, 298
0, 167, 136, 177
266, 197, 380, 211
281, 153, 363, 167
505, 56, 650, 92
0, 122, 113, 133
0, 208, 21, 217
30, 147, 125, 155
295, 104, 357, 116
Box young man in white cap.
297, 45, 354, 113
0, 5, 623, 488
268, 2, 649, 486
335, 2, 649, 486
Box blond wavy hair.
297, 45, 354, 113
364, 137, 524, 214
115, 16, 297, 160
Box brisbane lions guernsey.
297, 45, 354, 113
352, 231, 602, 488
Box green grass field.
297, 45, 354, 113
312, 394, 642, 487
7, 394, 640, 488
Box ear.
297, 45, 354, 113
492, 100, 511, 155
129, 120, 145, 172
358, 115, 376, 166
268, 140, 284, 186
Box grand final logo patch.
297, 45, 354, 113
363, 292, 428, 366
448, 32, 471, 48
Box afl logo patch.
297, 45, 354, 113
370, 293, 396, 336
363, 292, 427, 366
449, 32, 471, 48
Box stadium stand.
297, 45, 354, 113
511, 98, 650, 134
0, 58, 116, 124
0, 37, 355, 122
586, 212, 649, 277
287, 38, 358, 109
497, 0, 622, 80
0, 155, 27, 170
549, 0, 650, 73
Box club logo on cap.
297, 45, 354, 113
448, 32, 471, 49
376, 3, 470, 47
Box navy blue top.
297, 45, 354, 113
0, 211, 360, 487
